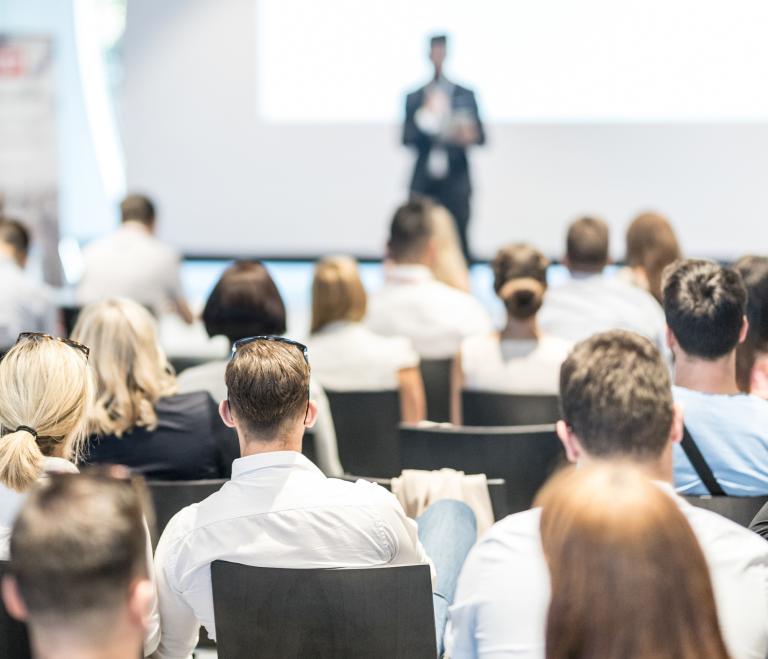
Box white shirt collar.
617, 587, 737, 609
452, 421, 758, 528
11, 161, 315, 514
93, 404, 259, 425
384, 264, 434, 285
231, 450, 321, 480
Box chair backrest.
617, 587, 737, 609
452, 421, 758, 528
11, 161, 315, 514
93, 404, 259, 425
61, 305, 82, 336
420, 359, 453, 423
211, 561, 436, 659
147, 479, 227, 548
400, 424, 564, 514
0, 562, 31, 659
684, 495, 768, 528
462, 391, 560, 426
301, 428, 317, 466
325, 390, 401, 477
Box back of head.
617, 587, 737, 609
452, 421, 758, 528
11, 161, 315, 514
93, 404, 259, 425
625, 211, 682, 302
311, 256, 367, 334
559, 330, 672, 461
203, 260, 287, 344
662, 259, 747, 360
120, 194, 155, 227
71, 298, 175, 437
0, 336, 93, 491
0, 218, 30, 262
225, 339, 310, 441
7, 471, 148, 642
537, 463, 728, 659
565, 216, 609, 273
492, 243, 549, 320
735, 255, 768, 391
387, 198, 435, 264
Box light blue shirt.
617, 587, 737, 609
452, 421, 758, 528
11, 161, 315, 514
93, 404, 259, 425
673, 385, 768, 495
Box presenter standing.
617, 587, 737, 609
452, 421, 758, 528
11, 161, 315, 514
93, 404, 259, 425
403, 35, 485, 261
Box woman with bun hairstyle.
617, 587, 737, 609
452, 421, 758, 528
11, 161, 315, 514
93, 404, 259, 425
451, 243, 571, 422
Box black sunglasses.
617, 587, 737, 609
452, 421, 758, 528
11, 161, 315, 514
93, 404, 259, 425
16, 332, 90, 359
230, 335, 309, 363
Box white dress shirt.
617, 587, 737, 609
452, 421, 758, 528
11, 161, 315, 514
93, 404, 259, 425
176, 359, 344, 477
460, 333, 572, 395
76, 221, 185, 316
308, 320, 419, 391
0, 457, 161, 656
0, 254, 57, 347
153, 451, 432, 659
445, 482, 768, 659
366, 264, 493, 359
538, 273, 666, 349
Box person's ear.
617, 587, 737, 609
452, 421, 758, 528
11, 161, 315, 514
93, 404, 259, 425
669, 402, 684, 445
126, 578, 153, 632
665, 325, 677, 352
219, 399, 236, 428
556, 420, 582, 463
304, 400, 319, 429
739, 315, 749, 345
2, 576, 28, 622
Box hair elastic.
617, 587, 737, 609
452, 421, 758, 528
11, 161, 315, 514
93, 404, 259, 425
14, 425, 38, 438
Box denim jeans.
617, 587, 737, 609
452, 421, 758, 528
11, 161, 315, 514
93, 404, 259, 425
417, 500, 477, 656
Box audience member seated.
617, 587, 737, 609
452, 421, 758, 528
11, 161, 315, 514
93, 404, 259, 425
308, 256, 425, 422
73, 298, 239, 480
663, 259, 768, 495
735, 255, 768, 398
0, 331, 160, 654
622, 211, 682, 302
367, 198, 492, 358
76, 193, 194, 323
0, 218, 56, 348
153, 337, 476, 658
446, 330, 768, 659
538, 216, 665, 347
176, 260, 343, 476
2, 471, 154, 659
538, 463, 730, 659
429, 203, 471, 291
452, 243, 571, 421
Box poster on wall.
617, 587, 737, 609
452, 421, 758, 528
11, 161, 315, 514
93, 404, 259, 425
0, 34, 60, 284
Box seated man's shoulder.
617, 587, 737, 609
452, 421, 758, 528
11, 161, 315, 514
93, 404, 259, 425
476, 507, 543, 554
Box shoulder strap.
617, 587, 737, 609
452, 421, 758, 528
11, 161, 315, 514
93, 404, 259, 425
680, 426, 726, 496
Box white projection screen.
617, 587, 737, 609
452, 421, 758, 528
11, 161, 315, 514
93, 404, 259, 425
122, 0, 768, 259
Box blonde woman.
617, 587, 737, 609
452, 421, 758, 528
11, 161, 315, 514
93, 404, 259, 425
72, 298, 239, 479
429, 203, 471, 291
309, 256, 426, 422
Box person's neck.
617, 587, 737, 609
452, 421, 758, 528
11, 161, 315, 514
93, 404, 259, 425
674, 350, 741, 395
580, 452, 672, 484
568, 266, 604, 278
31, 625, 141, 659
500, 316, 540, 341
240, 431, 303, 458
0, 243, 20, 267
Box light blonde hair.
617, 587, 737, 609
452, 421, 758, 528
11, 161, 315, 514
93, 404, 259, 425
430, 204, 470, 291
71, 298, 176, 437
311, 256, 367, 334
0, 337, 94, 492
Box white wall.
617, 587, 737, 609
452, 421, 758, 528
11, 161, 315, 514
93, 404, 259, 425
123, 0, 768, 260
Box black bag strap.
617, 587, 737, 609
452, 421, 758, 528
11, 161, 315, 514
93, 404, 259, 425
680, 426, 726, 496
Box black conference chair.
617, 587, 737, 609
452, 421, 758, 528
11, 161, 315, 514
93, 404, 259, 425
147, 479, 227, 548
684, 495, 768, 528
325, 390, 401, 477
211, 561, 436, 659
750, 500, 768, 539
462, 391, 561, 426
400, 424, 565, 514
302, 427, 317, 465
60, 305, 82, 336
0, 562, 31, 659
340, 474, 509, 521
419, 358, 453, 423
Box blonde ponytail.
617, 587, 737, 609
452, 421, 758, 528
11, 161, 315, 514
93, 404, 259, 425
0, 428, 43, 492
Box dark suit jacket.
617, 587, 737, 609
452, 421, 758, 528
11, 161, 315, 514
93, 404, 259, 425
403, 82, 485, 195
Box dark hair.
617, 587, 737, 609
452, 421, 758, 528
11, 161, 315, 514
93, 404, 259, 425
225, 339, 309, 437
625, 212, 682, 302
387, 198, 435, 263
203, 261, 287, 344
120, 194, 156, 225
0, 218, 31, 257
662, 259, 747, 360
735, 255, 768, 391
430, 34, 447, 48
8, 471, 147, 630
559, 330, 673, 461
492, 243, 549, 320
566, 216, 609, 272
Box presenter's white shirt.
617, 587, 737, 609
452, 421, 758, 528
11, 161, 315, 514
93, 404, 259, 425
538, 272, 666, 348
366, 264, 493, 359
0, 254, 57, 347
445, 483, 768, 659
308, 320, 419, 391
460, 333, 572, 395
153, 451, 433, 659
77, 221, 185, 316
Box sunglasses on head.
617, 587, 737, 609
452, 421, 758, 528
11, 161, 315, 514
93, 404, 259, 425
230, 335, 308, 363
16, 332, 90, 359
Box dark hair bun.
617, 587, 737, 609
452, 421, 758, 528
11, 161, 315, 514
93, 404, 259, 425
498, 278, 546, 320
